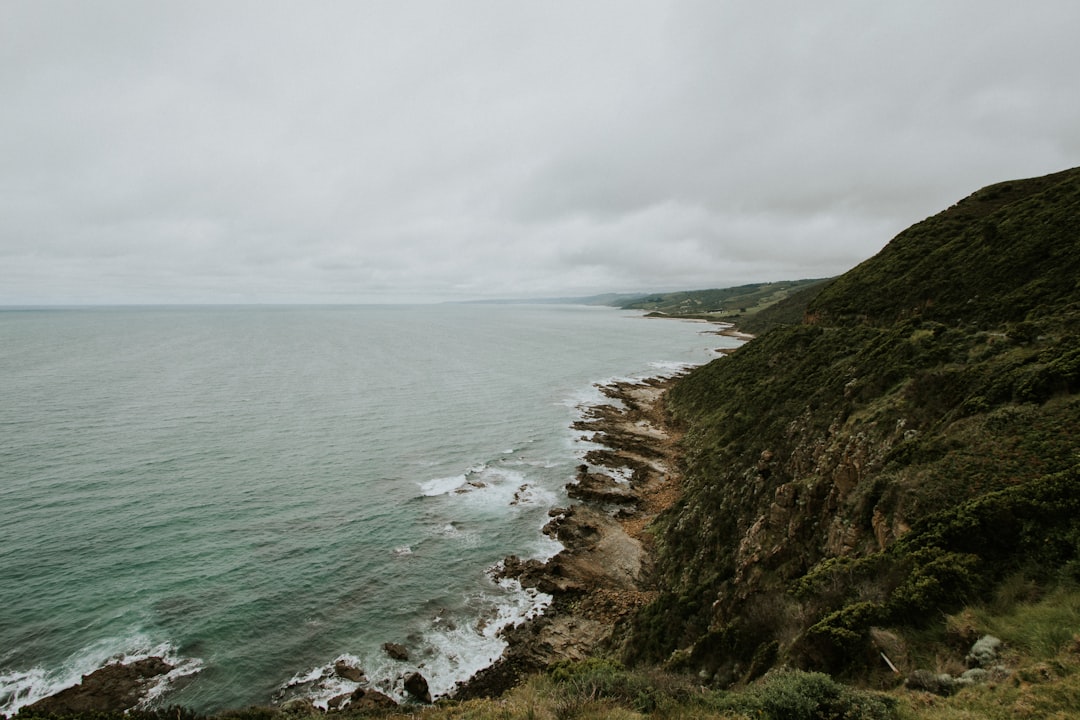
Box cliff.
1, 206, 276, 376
625, 167, 1080, 684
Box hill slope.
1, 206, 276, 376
625, 167, 1080, 685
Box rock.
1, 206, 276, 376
333, 659, 365, 683
349, 687, 398, 710
567, 466, 639, 505
326, 693, 350, 709
967, 634, 1003, 668
382, 642, 409, 661
24, 657, 175, 714
404, 671, 433, 703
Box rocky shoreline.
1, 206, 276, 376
455, 374, 688, 699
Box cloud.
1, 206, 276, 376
2, 0, 1079, 304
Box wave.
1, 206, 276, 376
418, 465, 558, 510
276, 575, 551, 708
0, 634, 202, 717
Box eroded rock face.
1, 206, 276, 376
24, 657, 174, 714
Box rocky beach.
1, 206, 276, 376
456, 374, 688, 699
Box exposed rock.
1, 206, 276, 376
456, 376, 683, 700
403, 671, 432, 703
333, 659, 366, 683
382, 642, 409, 661
349, 687, 398, 710
567, 465, 639, 505
24, 657, 174, 714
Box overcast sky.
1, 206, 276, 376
3, 1, 1079, 304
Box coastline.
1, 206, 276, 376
11, 375, 694, 714
455, 374, 689, 699
11, 312, 741, 714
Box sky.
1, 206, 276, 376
3, 1, 1079, 305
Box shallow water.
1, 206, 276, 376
0, 304, 736, 713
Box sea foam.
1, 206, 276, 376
0, 635, 202, 717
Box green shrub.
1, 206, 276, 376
713, 670, 897, 720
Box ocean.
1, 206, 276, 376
0, 304, 737, 714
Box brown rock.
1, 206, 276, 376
349, 687, 398, 710
382, 642, 409, 661
25, 657, 174, 714
404, 671, 432, 703
333, 659, 365, 683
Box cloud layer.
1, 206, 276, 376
3, 1, 1079, 303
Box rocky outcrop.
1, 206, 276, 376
347, 687, 398, 710
456, 375, 688, 699
333, 659, 366, 683
403, 672, 432, 703
381, 642, 409, 661
23, 657, 174, 715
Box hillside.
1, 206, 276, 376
624, 166, 1080, 692
617, 279, 829, 322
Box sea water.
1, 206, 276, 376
0, 304, 738, 713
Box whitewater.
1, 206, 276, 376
0, 304, 736, 714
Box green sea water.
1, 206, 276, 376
0, 304, 736, 713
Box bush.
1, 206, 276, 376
547, 658, 691, 713
714, 670, 898, 720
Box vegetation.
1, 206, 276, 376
624, 165, 1080, 694
616, 279, 829, 324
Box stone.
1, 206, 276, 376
24, 657, 174, 714
382, 642, 409, 661
349, 687, 398, 710
404, 671, 433, 703
333, 659, 366, 683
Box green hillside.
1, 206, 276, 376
627, 167, 1080, 692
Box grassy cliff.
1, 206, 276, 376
626, 166, 1080, 690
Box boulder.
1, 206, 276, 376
382, 642, 409, 661
403, 671, 432, 703
333, 659, 365, 683
349, 687, 398, 710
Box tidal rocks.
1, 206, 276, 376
333, 659, 366, 683
567, 465, 639, 505
348, 687, 398, 710
24, 657, 174, 714
403, 671, 432, 703
382, 642, 409, 661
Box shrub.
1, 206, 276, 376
714, 670, 898, 720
